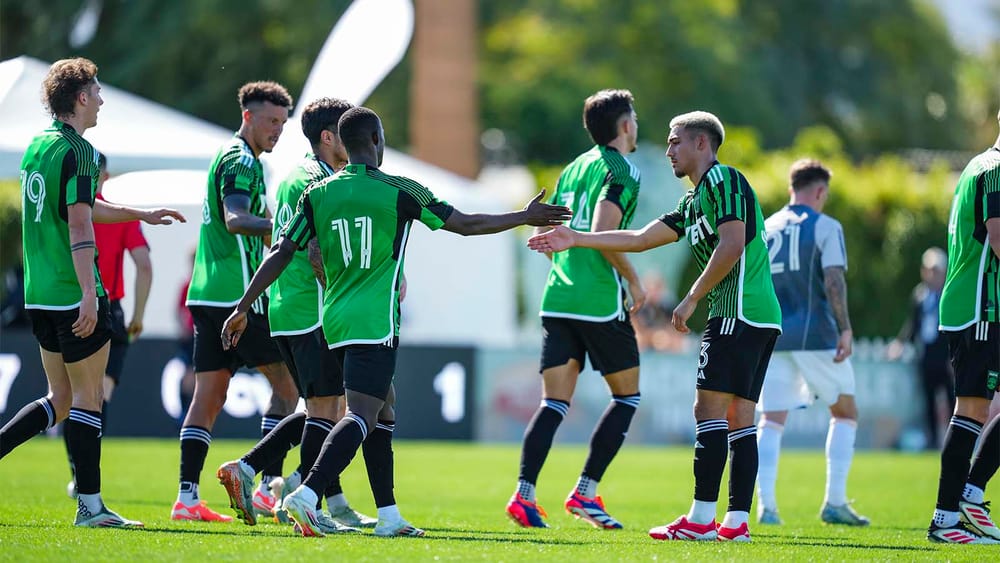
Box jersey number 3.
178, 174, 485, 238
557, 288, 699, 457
767, 224, 801, 274
330, 216, 373, 269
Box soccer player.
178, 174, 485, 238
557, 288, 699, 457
174, 81, 300, 522
0, 58, 184, 527
528, 111, 781, 542
65, 152, 153, 499
507, 89, 644, 530
221, 106, 572, 537
754, 159, 869, 526
217, 97, 374, 532
925, 111, 1000, 544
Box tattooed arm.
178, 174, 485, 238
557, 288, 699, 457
824, 266, 853, 362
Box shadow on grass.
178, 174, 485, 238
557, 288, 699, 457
766, 538, 935, 552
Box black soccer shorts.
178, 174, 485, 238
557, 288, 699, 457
28, 295, 112, 363
275, 328, 345, 399
190, 305, 283, 374
540, 315, 640, 375
947, 321, 998, 400
697, 317, 779, 402
333, 338, 399, 401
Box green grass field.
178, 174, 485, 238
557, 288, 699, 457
0, 438, 995, 561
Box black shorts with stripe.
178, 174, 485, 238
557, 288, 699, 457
697, 317, 779, 402
274, 328, 345, 399
947, 321, 998, 400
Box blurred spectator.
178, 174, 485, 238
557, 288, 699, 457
887, 247, 953, 449
631, 272, 685, 353
175, 251, 196, 423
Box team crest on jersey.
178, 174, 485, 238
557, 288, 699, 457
276, 203, 293, 231
201, 198, 211, 224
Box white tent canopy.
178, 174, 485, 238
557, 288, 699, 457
0, 56, 234, 176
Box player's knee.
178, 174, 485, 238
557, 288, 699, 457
48, 393, 72, 421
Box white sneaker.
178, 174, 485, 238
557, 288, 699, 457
374, 518, 425, 537
296, 512, 361, 535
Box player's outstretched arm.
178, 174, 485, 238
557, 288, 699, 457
222, 194, 272, 236
222, 237, 297, 349
442, 189, 571, 236
527, 219, 678, 254
672, 220, 744, 333
93, 199, 186, 225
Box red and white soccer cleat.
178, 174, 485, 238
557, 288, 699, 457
959, 500, 1000, 540
717, 521, 751, 542
170, 500, 234, 522
648, 516, 718, 541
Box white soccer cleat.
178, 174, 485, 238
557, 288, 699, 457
928, 521, 1000, 544
374, 518, 426, 537
283, 488, 324, 537
75, 503, 144, 528
959, 500, 1000, 540
329, 505, 378, 529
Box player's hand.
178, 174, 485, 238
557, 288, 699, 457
72, 295, 98, 338
127, 318, 144, 340
522, 189, 572, 227
142, 208, 187, 225
885, 338, 904, 361
671, 294, 698, 334
627, 279, 646, 314
527, 225, 576, 253
221, 309, 248, 350
834, 329, 853, 363
399, 275, 408, 303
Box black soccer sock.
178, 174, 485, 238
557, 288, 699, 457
259, 414, 293, 483
65, 408, 102, 495
727, 425, 758, 513
363, 419, 396, 508
179, 425, 212, 485
0, 398, 55, 459
301, 413, 367, 496
693, 419, 729, 503
63, 421, 75, 478
582, 394, 639, 482
969, 415, 1000, 490
300, 417, 339, 508
243, 412, 305, 475
518, 399, 570, 485
936, 415, 982, 511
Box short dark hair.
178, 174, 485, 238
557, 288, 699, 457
669, 111, 725, 151
238, 81, 293, 110
42, 58, 98, 118
301, 98, 354, 146
582, 89, 634, 145
789, 158, 832, 191
97, 152, 107, 172
338, 107, 382, 154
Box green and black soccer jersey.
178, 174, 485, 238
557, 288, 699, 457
659, 162, 781, 329
20, 120, 104, 309
284, 163, 454, 347
269, 154, 335, 335
940, 148, 1000, 330
187, 134, 270, 311
540, 145, 641, 321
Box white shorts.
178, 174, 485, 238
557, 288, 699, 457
758, 350, 855, 412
